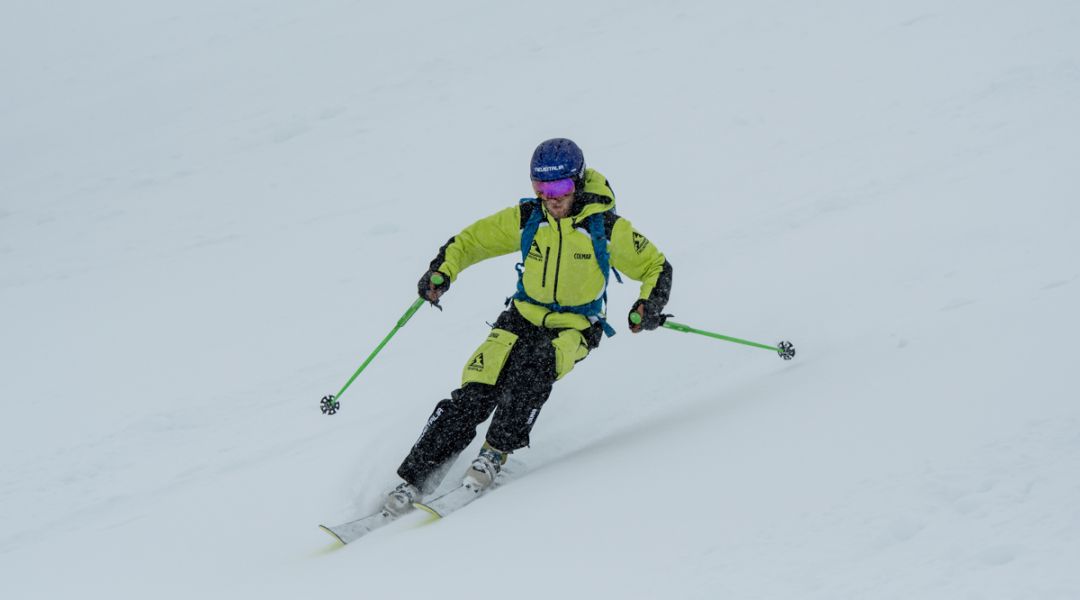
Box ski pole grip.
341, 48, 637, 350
630, 312, 642, 325
431, 273, 445, 286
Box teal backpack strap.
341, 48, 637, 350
586, 213, 619, 337
507, 198, 543, 307
518, 198, 543, 263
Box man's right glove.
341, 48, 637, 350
628, 298, 671, 333
418, 270, 450, 306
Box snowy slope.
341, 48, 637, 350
2, 1, 1079, 598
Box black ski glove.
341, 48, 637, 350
583, 320, 605, 350
629, 298, 671, 332
418, 270, 450, 306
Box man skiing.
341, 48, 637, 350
383, 138, 673, 515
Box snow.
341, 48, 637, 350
2, 1, 1079, 598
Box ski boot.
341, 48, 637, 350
463, 443, 508, 491
382, 481, 421, 517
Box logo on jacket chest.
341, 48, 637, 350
527, 233, 595, 263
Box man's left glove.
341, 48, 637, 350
418, 270, 450, 306
629, 298, 671, 333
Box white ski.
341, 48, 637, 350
322, 479, 499, 542
319, 510, 396, 545
412, 483, 489, 519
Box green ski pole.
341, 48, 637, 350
320, 274, 444, 415
631, 312, 795, 360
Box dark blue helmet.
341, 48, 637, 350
530, 138, 585, 182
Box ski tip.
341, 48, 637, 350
319, 524, 347, 546
412, 502, 443, 519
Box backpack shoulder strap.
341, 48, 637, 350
518, 198, 543, 264
587, 212, 623, 285
586, 212, 620, 337
586, 213, 609, 279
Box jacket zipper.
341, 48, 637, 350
552, 221, 564, 303
542, 247, 551, 287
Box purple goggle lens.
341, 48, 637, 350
532, 178, 575, 198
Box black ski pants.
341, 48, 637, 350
397, 306, 571, 491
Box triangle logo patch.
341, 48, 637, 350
633, 232, 650, 254
468, 353, 485, 371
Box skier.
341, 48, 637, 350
383, 138, 673, 515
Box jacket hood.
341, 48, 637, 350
570, 168, 615, 220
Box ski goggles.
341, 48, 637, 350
532, 177, 576, 198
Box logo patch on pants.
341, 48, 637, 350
468, 353, 485, 372
461, 329, 519, 387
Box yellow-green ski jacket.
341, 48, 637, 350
428, 168, 673, 332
